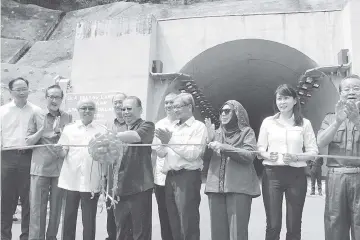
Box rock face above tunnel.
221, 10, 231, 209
1, 38, 30, 63
1, 0, 64, 42
17, 39, 74, 78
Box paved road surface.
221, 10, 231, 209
12, 179, 325, 239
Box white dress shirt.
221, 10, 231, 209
257, 113, 318, 167
0, 100, 41, 148
158, 117, 208, 173
152, 117, 177, 186
58, 120, 107, 192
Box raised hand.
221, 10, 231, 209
335, 100, 348, 123
345, 100, 360, 124
53, 116, 61, 134
205, 118, 215, 142
155, 128, 172, 144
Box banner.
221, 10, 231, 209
64, 92, 116, 125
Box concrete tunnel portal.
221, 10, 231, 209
161, 39, 340, 176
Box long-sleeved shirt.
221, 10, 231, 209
27, 109, 72, 177
0, 100, 41, 148
58, 120, 107, 192
152, 117, 177, 186
257, 113, 318, 167
158, 116, 208, 173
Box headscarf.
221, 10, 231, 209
219, 100, 250, 146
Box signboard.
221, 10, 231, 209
64, 92, 116, 125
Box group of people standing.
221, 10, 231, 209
1, 74, 360, 240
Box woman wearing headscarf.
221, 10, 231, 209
204, 100, 261, 240
257, 84, 318, 240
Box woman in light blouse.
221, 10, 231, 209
257, 84, 318, 240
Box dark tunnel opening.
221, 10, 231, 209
178, 39, 320, 177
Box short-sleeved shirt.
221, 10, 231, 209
115, 118, 155, 196
318, 113, 360, 167
58, 120, 107, 192
0, 101, 41, 148
105, 118, 127, 195
27, 109, 72, 177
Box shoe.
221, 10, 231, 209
318, 190, 323, 196
12, 215, 18, 221
310, 192, 315, 195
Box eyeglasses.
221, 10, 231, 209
342, 87, 360, 93
47, 96, 62, 101
121, 107, 132, 112
11, 88, 29, 93
113, 100, 123, 105
173, 104, 189, 110
79, 107, 95, 111
220, 109, 232, 115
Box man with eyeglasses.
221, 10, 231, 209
317, 74, 360, 240
105, 93, 133, 240
56, 99, 107, 240
111, 96, 155, 240
155, 93, 208, 240
26, 84, 72, 240
152, 92, 178, 240
1, 77, 41, 240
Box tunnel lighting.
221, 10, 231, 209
300, 101, 305, 105
185, 82, 193, 86
305, 77, 313, 84
306, 93, 312, 97
313, 83, 320, 88
298, 91, 304, 96
192, 91, 198, 94
179, 88, 187, 92
200, 100, 205, 104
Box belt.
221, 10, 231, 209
11, 149, 32, 155
329, 167, 360, 174
167, 169, 200, 176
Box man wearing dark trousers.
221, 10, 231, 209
106, 93, 133, 240
317, 74, 360, 240
155, 93, 208, 240
152, 92, 178, 240
308, 157, 323, 195
56, 99, 107, 240
1, 77, 41, 240
112, 96, 155, 240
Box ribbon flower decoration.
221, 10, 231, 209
88, 130, 126, 207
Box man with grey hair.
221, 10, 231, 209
156, 92, 208, 240
105, 92, 133, 240
26, 84, 72, 240
56, 99, 107, 240
152, 92, 178, 240
318, 74, 360, 240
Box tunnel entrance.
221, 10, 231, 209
164, 39, 320, 176
179, 39, 318, 137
